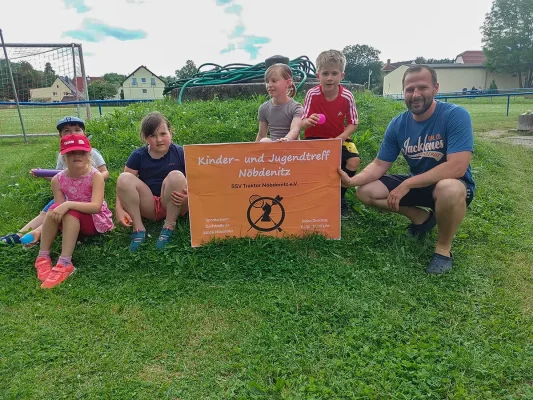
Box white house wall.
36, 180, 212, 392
383, 66, 408, 96
485, 71, 519, 90
122, 67, 165, 100
383, 66, 521, 97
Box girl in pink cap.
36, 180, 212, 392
35, 134, 114, 289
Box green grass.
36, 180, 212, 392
0, 106, 118, 135
1, 94, 533, 399
1, 92, 532, 135
444, 96, 533, 132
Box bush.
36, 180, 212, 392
87, 92, 406, 171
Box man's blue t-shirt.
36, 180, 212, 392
126, 144, 186, 197
377, 101, 475, 192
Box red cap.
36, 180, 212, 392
60, 134, 92, 155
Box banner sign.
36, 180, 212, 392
184, 139, 341, 247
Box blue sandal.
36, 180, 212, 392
156, 228, 174, 249
426, 252, 454, 274
407, 211, 436, 237
0, 233, 22, 245
129, 230, 146, 252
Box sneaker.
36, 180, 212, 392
129, 230, 147, 252
407, 211, 436, 237
0, 233, 21, 245
155, 228, 174, 249
41, 262, 75, 289
341, 198, 352, 219
34, 256, 53, 281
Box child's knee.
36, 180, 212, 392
117, 172, 137, 190
165, 170, 186, 187
62, 212, 79, 224
345, 157, 360, 171
43, 211, 58, 226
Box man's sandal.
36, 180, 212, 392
426, 252, 454, 274
407, 211, 436, 237
0, 233, 21, 245
129, 230, 147, 252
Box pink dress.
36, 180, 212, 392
56, 168, 114, 233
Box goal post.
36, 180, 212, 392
0, 33, 91, 139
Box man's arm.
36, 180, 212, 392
386, 151, 471, 211
339, 158, 393, 187
397, 151, 471, 189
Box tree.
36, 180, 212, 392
414, 57, 454, 64
161, 75, 175, 84
175, 60, 197, 79
342, 45, 383, 88
0, 60, 43, 101
481, 0, 533, 88
88, 80, 119, 100
43, 62, 58, 84
102, 72, 127, 86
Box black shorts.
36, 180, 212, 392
304, 137, 360, 164
379, 174, 474, 210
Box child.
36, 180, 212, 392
35, 134, 114, 289
301, 50, 360, 217
0, 116, 109, 246
256, 63, 303, 142
115, 112, 188, 251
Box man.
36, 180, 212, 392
339, 65, 475, 274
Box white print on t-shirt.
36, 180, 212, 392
401, 134, 445, 161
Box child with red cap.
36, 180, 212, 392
35, 134, 114, 289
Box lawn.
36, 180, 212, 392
1, 94, 533, 399
0, 106, 118, 135
443, 95, 533, 132
1, 93, 532, 136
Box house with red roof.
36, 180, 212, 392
454, 50, 486, 64
75, 76, 104, 94
30, 76, 85, 102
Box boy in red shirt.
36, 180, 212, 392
302, 49, 360, 217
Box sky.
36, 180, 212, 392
0, 0, 495, 78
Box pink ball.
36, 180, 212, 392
317, 113, 326, 125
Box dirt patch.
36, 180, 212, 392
478, 130, 533, 147
478, 130, 512, 139
504, 136, 533, 147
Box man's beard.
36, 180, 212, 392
406, 96, 433, 115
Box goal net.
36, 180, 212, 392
0, 42, 90, 137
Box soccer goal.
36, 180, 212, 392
0, 30, 90, 140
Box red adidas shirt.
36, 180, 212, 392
302, 85, 358, 139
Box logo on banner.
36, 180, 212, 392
246, 194, 285, 233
